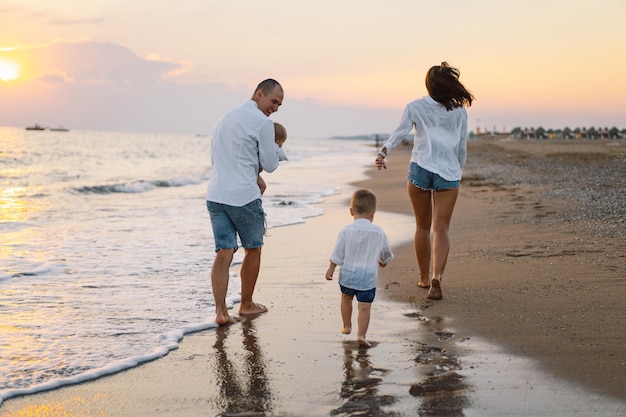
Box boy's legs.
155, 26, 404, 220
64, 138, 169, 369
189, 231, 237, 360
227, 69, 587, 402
341, 293, 353, 334
357, 301, 372, 347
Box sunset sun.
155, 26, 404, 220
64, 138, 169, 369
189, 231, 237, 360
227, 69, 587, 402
0, 59, 20, 81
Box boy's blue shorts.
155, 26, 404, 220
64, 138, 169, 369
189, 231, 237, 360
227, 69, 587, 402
340, 285, 376, 303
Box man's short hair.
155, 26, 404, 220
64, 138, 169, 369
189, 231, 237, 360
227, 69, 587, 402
255, 79, 282, 95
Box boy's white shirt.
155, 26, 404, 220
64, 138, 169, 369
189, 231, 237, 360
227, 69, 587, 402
329, 218, 394, 291
275, 143, 288, 161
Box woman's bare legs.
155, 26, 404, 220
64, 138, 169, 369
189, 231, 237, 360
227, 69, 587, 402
408, 182, 433, 288
408, 183, 459, 299
341, 293, 353, 334
432, 188, 458, 277
428, 188, 459, 299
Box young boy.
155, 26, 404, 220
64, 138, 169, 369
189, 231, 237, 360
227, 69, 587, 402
273, 122, 287, 152
325, 188, 394, 347
258, 122, 287, 194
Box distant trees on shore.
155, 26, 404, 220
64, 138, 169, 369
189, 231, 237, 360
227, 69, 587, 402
509, 126, 625, 140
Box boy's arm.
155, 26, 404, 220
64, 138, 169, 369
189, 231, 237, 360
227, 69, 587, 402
275, 142, 288, 161
257, 175, 267, 195
379, 235, 394, 266
259, 120, 280, 173
325, 262, 337, 281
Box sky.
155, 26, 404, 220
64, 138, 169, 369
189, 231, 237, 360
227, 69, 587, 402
1, 0, 625, 138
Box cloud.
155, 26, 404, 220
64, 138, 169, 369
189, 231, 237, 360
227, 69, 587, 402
0, 39, 404, 137
48, 17, 107, 26
39, 72, 74, 83
2, 40, 183, 84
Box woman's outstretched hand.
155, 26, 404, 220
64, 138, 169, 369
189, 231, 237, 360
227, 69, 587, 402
375, 155, 387, 170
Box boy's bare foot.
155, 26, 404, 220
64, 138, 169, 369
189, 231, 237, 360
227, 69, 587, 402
357, 336, 372, 347
341, 327, 352, 335
426, 278, 442, 300
239, 302, 268, 316
417, 280, 430, 289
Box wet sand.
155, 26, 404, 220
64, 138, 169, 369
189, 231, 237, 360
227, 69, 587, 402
1, 138, 624, 416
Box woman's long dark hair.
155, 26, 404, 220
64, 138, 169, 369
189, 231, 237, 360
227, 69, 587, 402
426, 62, 474, 110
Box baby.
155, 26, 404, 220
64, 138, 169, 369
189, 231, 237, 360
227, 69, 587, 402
258, 122, 287, 194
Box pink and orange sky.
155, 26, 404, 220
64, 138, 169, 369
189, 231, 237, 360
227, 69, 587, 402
1, 0, 625, 138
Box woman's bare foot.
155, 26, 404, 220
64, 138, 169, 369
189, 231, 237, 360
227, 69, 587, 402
417, 280, 430, 289
342, 327, 352, 335
426, 278, 442, 300
239, 302, 269, 316
357, 336, 372, 347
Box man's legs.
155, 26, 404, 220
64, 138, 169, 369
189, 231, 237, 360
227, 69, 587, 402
239, 247, 268, 315
212, 248, 236, 325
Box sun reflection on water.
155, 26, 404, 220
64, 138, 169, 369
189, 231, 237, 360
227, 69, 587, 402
1, 187, 29, 223
2, 394, 109, 417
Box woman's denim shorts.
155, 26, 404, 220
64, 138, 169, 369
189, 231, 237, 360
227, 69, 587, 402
408, 162, 460, 191
206, 199, 265, 251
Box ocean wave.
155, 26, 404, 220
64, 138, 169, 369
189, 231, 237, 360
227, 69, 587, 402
0, 265, 52, 281
73, 175, 207, 194
0, 320, 219, 406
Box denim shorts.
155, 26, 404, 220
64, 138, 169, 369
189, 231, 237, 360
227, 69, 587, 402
206, 199, 265, 251
408, 162, 460, 191
340, 285, 376, 303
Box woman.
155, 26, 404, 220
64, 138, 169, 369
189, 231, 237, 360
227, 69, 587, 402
375, 62, 474, 300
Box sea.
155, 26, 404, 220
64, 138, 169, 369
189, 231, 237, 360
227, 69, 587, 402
0, 126, 375, 405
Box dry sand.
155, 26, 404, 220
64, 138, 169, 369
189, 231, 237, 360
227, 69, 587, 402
1, 138, 624, 416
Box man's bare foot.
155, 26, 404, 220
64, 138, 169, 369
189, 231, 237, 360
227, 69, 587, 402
357, 336, 372, 347
215, 313, 238, 326
239, 302, 269, 316
426, 278, 442, 300
417, 280, 430, 289
342, 327, 352, 335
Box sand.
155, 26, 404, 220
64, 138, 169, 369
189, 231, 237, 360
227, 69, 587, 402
367, 138, 626, 400
1, 138, 624, 416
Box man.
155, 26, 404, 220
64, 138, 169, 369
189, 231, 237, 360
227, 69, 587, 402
206, 79, 284, 326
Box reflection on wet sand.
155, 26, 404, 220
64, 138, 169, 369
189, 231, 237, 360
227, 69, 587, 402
211, 317, 274, 417
328, 309, 475, 416
407, 312, 472, 417
332, 341, 395, 416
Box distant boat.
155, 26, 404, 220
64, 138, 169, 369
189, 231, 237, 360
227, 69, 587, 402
25, 124, 46, 131
50, 126, 69, 132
